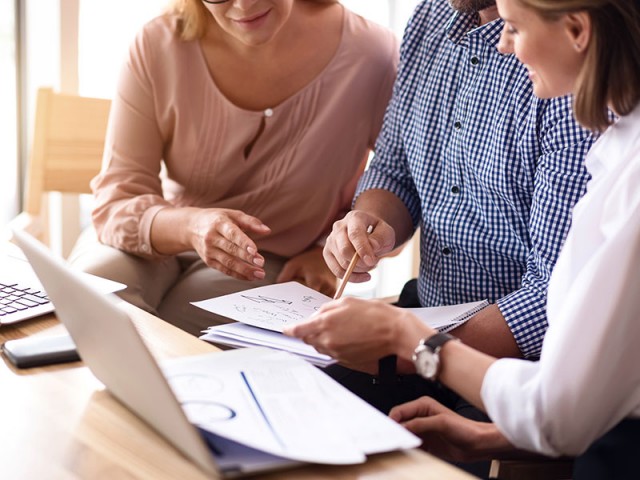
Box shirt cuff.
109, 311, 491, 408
497, 287, 548, 359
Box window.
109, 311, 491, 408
0, 0, 18, 225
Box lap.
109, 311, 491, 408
157, 252, 287, 336
69, 228, 288, 336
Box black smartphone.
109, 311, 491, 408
2, 333, 80, 368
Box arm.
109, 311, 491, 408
482, 194, 640, 456
495, 95, 592, 358
91, 23, 268, 280
448, 305, 522, 358
322, 30, 420, 281
323, 190, 414, 283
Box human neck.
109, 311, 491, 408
479, 6, 499, 25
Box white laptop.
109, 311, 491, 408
12, 230, 420, 477
0, 241, 124, 325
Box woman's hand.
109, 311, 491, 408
276, 246, 337, 297
188, 208, 271, 281
284, 297, 431, 374
390, 397, 515, 462
323, 210, 396, 283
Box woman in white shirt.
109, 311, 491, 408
286, 0, 640, 476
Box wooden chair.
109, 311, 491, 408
9, 87, 111, 256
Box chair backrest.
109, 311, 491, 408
23, 87, 111, 215
10, 87, 111, 256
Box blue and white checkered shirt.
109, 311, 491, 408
356, 0, 593, 358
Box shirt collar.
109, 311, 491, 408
446, 10, 504, 47
586, 103, 640, 176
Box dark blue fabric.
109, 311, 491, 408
574, 418, 640, 480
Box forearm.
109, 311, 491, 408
393, 310, 498, 412
150, 206, 197, 255
449, 304, 523, 358
354, 189, 414, 246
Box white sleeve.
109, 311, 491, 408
481, 197, 640, 457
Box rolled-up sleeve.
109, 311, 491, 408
498, 96, 592, 358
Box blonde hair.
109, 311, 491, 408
518, 0, 640, 131
165, 0, 339, 42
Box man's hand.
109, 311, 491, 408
323, 210, 396, 283
276, 246, 337, 297
390, 397, 514, 462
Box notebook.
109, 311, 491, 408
12, 230, 420, 477
0, 241, 125, 325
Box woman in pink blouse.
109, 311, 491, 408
70, 0, 398, 335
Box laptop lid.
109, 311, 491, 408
12, 230, 220, 476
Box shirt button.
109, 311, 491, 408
470, 56, 480, 65
451, 185, 460, 194
442, 247, 451, 256
264, 108, 274, 117
454, 121, 462, 130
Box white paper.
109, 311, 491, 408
194, 282, 487, 361
201, 322, 335, 367
408, 299, 489, 331
162, 349, 420, 464
193, 282, 331, 332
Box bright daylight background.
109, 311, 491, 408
1, 0, 422, 298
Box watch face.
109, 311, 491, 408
415, 347, 439, 380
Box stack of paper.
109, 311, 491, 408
194, 282, 488, 365
163, 348, 421, 464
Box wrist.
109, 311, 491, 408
396, 311, 434, 360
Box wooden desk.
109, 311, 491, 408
0, 304, 476, 479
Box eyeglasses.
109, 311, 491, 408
202, 0, 230, 4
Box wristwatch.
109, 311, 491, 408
412, 332, 459, 381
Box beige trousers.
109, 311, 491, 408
68, 228, 287, 336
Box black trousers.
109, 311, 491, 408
574, 418, 640, 480
324, 279, 491, 477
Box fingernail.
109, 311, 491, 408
254, 270, 265, 279
253, 256, 264, 267
247, 246, 257, 255
364, 255, 375, 266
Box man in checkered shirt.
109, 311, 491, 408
290, 0, 593, 433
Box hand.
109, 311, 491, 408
389, 397, 514, 462
324, 211, 396, 283
189, 208, 271, 281
284, 297, 429, 374
276, 246, 337, 297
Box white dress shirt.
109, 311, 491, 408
481, 103, 640, 457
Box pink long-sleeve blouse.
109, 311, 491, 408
91, 10, 398, 259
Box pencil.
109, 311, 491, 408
333, 225, 374, 300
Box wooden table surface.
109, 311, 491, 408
0, 303, 476, 479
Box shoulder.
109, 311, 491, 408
129, 14, 194, 63
341, 9, 399, 65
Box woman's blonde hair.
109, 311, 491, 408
166, 0, 338, 42
519, 0, 640, 131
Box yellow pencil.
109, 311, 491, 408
333, 225, 374, 300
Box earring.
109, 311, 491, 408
575, 43, 582, 52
